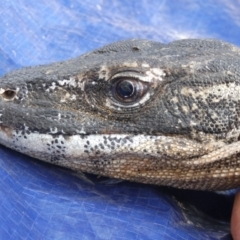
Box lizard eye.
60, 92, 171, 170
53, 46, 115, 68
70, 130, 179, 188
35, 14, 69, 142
112, 78, 148, 104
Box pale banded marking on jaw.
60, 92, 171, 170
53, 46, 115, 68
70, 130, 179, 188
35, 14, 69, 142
0, 126, 237, 190
0, 126, 226, 165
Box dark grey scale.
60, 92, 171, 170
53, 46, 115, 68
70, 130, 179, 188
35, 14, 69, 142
50, 156, 60, 162
99, 143, 105, 150
200, 100, 234, 133
47, 143, 51, 151
46, 136, 67, 162
115, 138, 121, 143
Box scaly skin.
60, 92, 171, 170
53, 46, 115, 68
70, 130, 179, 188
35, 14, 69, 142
0, 39, 240, 190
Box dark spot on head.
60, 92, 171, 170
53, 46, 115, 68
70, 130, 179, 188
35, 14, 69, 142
132, 46, 140, 51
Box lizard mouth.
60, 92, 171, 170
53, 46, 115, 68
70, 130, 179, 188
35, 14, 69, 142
0, 123, 239, 190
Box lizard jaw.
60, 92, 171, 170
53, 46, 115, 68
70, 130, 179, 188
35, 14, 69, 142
0, 127, 239, 190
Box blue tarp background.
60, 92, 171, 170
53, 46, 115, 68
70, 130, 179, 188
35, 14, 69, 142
0, 1, 240, 239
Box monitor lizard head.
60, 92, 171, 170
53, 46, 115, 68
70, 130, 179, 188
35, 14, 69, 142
0, 38, 240, 190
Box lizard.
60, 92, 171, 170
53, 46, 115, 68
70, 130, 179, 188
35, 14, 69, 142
0, 38, 240, 191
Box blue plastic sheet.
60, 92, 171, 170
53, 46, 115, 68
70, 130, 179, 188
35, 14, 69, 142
0, 1, 239, 239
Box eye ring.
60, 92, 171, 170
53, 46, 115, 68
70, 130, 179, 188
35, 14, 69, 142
111, 78, 148, 104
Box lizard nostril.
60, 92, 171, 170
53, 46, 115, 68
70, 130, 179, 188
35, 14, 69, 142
2, 90, 16, 100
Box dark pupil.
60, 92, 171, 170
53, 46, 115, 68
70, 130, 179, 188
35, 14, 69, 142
117, 80, 134, 98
